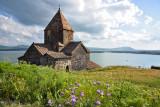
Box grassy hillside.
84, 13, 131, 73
0, 61, 160, 107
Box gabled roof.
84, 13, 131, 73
46, 51, 70, 59
61, 41, 90, 55
33, 41, 90, 58
33, 43, 70, 59
61, 42, 80, 54
20, 41, 90, 59
45, 8, 73, 31
33, 43, 53, 55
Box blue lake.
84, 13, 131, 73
0, 51, 160, 68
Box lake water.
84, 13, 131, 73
0, 51, 160, 68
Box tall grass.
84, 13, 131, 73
0, 62, 160, 106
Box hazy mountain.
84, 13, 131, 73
88, 46, 135, 51
0, 45, 29, 51
0, 45, 135, 51
112, 47, 135, 51
0, 45, 160, 55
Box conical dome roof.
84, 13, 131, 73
45, 8, 73, 31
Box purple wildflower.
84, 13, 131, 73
46, 104, 48, 106
76, 97, 78, 100
70, 84, 72, 86
75, 82, 78, 85
100, 91, 104, 96
71, 98, 76, 102
100, 93, 104, 96
96, 101, 101, 105
97, 81, 100, 84
58, 104, 61, 107
97, 90, 100, 93
78, 84, 81, 87
93, 82, 96, 85
80, 92, 84, 96
72, 88, 75, 90
69, 88, 71, 90
60, 91, 64, 96
80, 97, 82, 100
71, 91, 74, 94
48, 100, 51, 105
107, 93, 111, 97
66, 102, 70, 104
72, 95, 76, 98
106, 84, 109, 87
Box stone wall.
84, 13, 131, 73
40, 54, 55, 66
20, 45, 41, 65
44, 30, 63, 49
44, 29, 73, 51
86, 53, 90, 60
63, 30, 73, 45
55, 59, 71, 71
71, 45, 87, 71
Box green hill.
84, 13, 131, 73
0, 61, 160, 106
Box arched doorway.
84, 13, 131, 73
66, 65, 69, 72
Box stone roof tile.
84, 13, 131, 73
61, 42, 80, 54
61, 41, 90, 55
33, 43, 69, 59
87, 60, 101, 70
45, 8, 73, 31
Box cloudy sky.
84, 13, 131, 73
0, 0, 160, 50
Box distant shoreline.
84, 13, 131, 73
91, 50, 160, 55
1, 49, 160, 55
0, 49, 27, 51
1, 45, 160, 55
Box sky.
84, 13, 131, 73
0, 0, 160, 50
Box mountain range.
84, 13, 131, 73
1, 45, 160, 55
0, 45, 135, 51
0, 45, 29, 51
88, 46, 135, 51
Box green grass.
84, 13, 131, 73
0, 61, 160, 107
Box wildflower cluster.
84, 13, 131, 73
46, 80, 112, 106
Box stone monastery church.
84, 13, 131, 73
18, 8, 101, 71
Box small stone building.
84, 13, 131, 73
18, 8, 101, 71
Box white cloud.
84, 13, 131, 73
149, 21, 160, 40
0, 0, 160, 50
144, 15, 153, 25
69, 0, 143, 29
107, 29, 151, 42
0, 15, 44, 46
75, 28, 151, 48
141, 29, 146, 33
